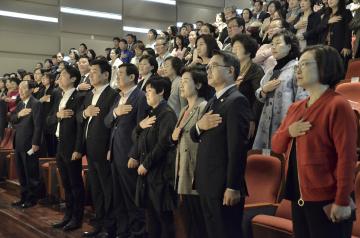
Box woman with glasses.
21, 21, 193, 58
253, 30, 308, 150
272, 45, 356, 238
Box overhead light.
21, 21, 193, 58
0, 10, 58, 23
123, 26, 162, 34
60, 6, 122, 20
143, 0, 176, 5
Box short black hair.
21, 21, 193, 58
87, 49, 97, 60
9, 77, 21, 86
143, 48, 156, 57
196, 20, 204, 25
113, 37, 120, 42
144, 76, 172, 100
126, 34, 137, 41
44, 59, 53, 66
301, 45, 344, 88
174, 35, 187, 49
231, 34, 259, 59
196, 34, 220, 58
134, 42, 145, 51
79, 54, 90, 62
181, 66, 214, 100
165, 56, 184, 76
242, 8, 253, 19
34, 67, 43, 75
227, 16, 246, 30
43, 72, 55, 86
25, 80, 37, 89
148, 29, 158, 39
168, 25, 178, 37
139, 55, 159, 75
202, 23, 216, 36
91, 59, 112, 81
272, 30, 300, 60
268, 0, 282, 11
254, 0, 263, 6
80, 43, 88, 49
51, 54, 57, 59
118, 63, 139, 84
63, 64, 81, 87
24, 72, 34, 81
120, 39, 128, 44
213, 50, 241, 80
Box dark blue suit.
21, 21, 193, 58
104, 87, 148, 237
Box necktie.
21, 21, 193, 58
81, 75, 86, 83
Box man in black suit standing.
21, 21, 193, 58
48, 64, 85, 231
190, 50, 251, 238
105, 63, 148, 238
78, 59, 118, 238
10, 80, 43, 209
77, 55, 92, 96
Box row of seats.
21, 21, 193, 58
251, 162, 360, 238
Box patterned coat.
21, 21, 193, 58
253, 59, 308, 150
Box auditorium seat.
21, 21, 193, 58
251, 199, 293, 238
242, 150, 284, 238
335, 82, 360, 153
345, 59, 360, 82
40, 159, 58, 200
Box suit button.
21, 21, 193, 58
185, 149, 188, 152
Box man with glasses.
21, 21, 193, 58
223, 17, 246, 51
155, 37, 171, 74
190, 50, 252, 238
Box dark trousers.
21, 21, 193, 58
15, 150, 41, 202
56, 152, 85, 221
87, 157, 115, 230
44, 133, 57, 157
146, 197, 175, 238
291, 201, 353, 238
199, 195, 245, 238
182, 194, 208, 238
111, 162, 145, 238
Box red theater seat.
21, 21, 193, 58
251, 199, 293, 238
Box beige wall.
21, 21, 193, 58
0, 0, 250, 75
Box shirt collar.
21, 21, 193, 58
92, 83, 109, 95
215, 84, 236, 99
23, 97, 30, 106
120, 85, 137, 98
63, 87, 76, 97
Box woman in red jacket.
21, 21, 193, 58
272, 45, 357, 238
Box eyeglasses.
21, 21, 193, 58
295, 60, 317, 71
206, 64, 230, 71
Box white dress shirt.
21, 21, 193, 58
56, 88, 76, 138
113, 85, 137, 118
85, 84, 109, 138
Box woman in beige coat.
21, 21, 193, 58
171, 66, 214, 238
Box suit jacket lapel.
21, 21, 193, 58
65, 90, 77, 108
95, 86, 110, 107
177, 100, 204, 128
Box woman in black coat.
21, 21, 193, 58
292, 0, 321, 50
231, 34, 264, 146
130, 76, 177, 238
38, 72, 58, 157
317, 0, 352, 68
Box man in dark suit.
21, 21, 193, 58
48, 64, 85, 231
253, 0, 270, 22
78, 59, 118, 238
104, 63, 148, 238
190, 50, 252, 238
77, 55, 92, 97
10, 80, 43, 209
